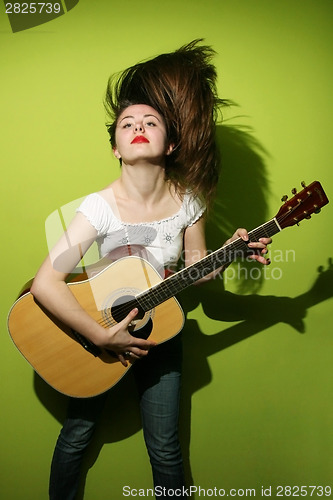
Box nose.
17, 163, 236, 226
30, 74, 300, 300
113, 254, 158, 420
134, 123, 144, 132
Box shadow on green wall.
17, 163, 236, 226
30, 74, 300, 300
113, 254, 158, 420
32, 124, 333, 497
208, 123, 271, 293
178, 259, 333, 486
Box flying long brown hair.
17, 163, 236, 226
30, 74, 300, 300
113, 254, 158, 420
105, 40, 227, 205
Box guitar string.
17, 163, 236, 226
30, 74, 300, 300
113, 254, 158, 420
94, 195, 311, 328
97, 218, 282, 322
145, 193, 314, 310
137, 218, 279, 309
94, 219, 276, 325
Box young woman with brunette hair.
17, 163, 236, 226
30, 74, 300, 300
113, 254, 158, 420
30, 40, 271, 499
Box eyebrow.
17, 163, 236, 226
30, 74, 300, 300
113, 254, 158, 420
119, 114, 161, 124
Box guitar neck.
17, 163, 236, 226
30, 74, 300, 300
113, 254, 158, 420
136, 217, 282, 311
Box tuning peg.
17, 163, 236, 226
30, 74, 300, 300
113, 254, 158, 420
301, 181, 306, 188
314, 208, 321, 214
305, 215, 311, 219
291, 188, 297, 195
281, 195, 288, 202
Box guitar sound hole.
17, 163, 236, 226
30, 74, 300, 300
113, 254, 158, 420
110, 295, 143, 322
110, 295, 152, 340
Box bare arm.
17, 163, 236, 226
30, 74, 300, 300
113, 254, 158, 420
30, 213, 155, 366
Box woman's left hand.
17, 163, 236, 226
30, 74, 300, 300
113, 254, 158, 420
226, 228, 272, 265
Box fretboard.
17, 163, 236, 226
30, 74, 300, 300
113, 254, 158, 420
136, 218, 282, 311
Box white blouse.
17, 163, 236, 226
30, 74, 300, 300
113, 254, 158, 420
77, 192, 205, 277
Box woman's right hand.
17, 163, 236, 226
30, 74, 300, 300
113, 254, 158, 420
101, 308, 156, 367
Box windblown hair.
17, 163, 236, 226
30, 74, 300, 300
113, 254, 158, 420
104, 40, 227, 205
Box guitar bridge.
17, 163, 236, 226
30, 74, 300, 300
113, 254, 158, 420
71, 329, 102, 357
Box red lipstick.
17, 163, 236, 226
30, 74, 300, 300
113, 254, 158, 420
131, 136, 149, 144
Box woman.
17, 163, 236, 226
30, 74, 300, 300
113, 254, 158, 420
31, 40, 271, 499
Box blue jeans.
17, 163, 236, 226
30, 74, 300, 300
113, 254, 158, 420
49, 336, 185, 499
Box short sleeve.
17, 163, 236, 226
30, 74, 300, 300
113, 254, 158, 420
76, 193, 121, 236
181, 193, 206, 227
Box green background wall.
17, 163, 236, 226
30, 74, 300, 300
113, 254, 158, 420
1, 1, 332, 498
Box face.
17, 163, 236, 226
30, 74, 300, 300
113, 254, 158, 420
113, 104, 173, 165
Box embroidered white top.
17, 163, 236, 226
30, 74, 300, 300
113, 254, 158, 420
77, 192, 205, 277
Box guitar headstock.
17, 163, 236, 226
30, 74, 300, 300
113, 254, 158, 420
275, 181, 329, 229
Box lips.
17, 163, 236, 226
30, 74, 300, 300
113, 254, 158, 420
131, 135, 149, 144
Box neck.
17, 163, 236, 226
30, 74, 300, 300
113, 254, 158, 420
118, 163, 169, 204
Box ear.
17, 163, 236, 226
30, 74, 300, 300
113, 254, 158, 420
166, 143, 174, 156
113, 146, 121, 160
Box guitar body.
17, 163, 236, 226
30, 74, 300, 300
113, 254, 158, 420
8, 256, 185, 398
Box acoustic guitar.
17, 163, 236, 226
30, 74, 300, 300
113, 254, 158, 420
7, 181, 329, 398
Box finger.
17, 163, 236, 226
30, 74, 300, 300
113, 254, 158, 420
120, 346, 150, 362
123, 351, 140, 363
120, 307, 139, 327
127, 330, 157, 350
249, 254, 271, 265
225, 228, 247, 246
259, 237, 272, 244
245, 236, 272, 248
237, 228, 249, 241
124, 350, 141, 362
128, 339, 156, 356
128, 346, 150, 358
248, 242, 268, 251
118, 353, 129, 367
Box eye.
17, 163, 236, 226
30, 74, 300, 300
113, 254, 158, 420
122, 122, 133, 129
146, 121, 157, 127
